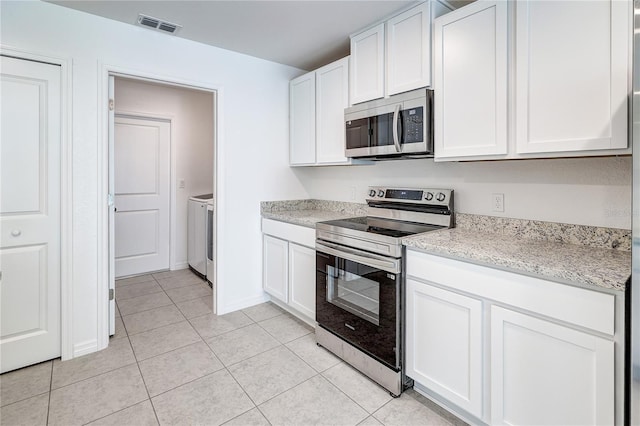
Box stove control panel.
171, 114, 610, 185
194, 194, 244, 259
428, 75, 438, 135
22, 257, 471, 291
366, 187, 453, 208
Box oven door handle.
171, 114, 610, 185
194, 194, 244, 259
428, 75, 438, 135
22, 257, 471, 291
316, 241, 401, 274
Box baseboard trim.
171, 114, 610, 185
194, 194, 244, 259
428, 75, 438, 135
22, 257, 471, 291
172, 262, 189, 271
219, 294, 270, 315
73, 339, 98, 358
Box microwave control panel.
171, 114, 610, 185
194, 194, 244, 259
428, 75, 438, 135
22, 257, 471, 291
402, 107, 423, 144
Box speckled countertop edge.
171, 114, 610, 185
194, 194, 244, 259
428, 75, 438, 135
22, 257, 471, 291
402, 228, 630, 291
261, 201, 631, 291
260, 200, 367, 228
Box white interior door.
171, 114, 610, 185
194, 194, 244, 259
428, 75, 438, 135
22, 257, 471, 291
0, 56, 62, 373
114, 115, 170, 278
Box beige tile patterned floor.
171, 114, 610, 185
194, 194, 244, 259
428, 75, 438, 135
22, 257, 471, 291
0, 270, 466, 426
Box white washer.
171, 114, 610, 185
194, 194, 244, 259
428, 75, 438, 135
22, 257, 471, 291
187, 193, 212, 277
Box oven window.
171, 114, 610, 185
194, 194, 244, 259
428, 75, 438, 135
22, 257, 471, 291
326, 264, 380, 326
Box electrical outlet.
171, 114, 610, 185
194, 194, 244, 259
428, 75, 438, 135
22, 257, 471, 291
178, 179, 185, 189
492, 193, 504, 212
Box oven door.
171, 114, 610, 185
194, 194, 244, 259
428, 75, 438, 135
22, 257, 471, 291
315, 241, 401, 369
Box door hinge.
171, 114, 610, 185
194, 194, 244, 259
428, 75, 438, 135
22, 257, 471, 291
109, 289, 115, 300
108, 98, 115, 111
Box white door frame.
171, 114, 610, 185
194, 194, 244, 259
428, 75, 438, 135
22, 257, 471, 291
98, 63, 221, 351
0, 46, 74, 361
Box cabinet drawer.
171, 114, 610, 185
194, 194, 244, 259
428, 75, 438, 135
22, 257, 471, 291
261, 218, 315, 248
406, 250, 615, 336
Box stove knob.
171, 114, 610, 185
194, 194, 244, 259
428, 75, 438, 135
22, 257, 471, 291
436, 192, 446, 202
378, 190, 385, 197
425, 192, 434, 201
369, 189, 376, 197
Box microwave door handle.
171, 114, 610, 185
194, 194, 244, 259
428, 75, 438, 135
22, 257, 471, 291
392, 104, 401, 152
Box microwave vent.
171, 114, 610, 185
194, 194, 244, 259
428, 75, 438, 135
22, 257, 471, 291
136, 14, 181, 34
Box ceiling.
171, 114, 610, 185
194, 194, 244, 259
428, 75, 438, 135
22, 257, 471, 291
46, 0, 436, 71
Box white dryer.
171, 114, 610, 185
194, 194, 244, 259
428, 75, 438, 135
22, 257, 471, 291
188, 193, 212, 277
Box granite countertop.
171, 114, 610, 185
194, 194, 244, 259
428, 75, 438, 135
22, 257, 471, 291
403, 214, 631, 292
261, 200, 631, 292
260, 200, 367, 228
261, 208, 357, 228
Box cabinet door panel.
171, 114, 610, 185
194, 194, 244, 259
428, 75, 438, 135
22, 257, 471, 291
433, 1, 508, 160
491, 306, 614, 425
406, 279, 483, 417
288, 243, 316, 320
316, 58, 349, 164
263, 235, 288, 303
290, 72, 316, 165
350, 23, 385, 104
515, 0, 629, 153
386, 3, 430, 96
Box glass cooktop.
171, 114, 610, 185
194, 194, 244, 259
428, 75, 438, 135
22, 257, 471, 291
320, 216, 444, 239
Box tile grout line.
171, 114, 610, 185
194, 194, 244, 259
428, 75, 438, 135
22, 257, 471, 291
186, 309, 254, 342
320, 368, 389, 421
46, 360, 53, 425
132, 345, 161, 426
119, 282, 211, 316
124, 314, 187, 338
118, 301, 175, 318
145, 369, 222, 400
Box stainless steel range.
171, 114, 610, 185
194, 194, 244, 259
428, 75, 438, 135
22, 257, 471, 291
315, 187, 454, 396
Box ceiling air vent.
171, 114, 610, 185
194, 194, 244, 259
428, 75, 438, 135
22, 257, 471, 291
136, 14, 182, 35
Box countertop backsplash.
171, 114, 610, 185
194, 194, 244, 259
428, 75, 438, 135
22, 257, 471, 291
261, 199, 367, 216
455, 213, 631, 251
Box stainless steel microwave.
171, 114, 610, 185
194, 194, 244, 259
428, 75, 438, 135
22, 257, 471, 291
345, 88, 433, 160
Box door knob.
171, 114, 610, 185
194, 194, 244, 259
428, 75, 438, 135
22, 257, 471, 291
11, 229, 21, 237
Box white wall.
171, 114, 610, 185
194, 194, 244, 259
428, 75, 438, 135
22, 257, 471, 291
114, 78, 214, 270
1, 1, 309, 356
294, 156, 632, 229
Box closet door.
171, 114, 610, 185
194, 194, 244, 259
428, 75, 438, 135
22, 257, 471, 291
1, 56, 62, 372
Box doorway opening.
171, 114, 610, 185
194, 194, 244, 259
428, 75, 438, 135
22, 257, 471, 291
107, 75, 217, 337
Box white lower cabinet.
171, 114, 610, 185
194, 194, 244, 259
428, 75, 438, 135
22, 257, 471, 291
262, 219, 316, 324
491, 306, 614, 426
405, 249, 619, 425
263, 235, 288, 303
406, 279, 483, 418
288, 243, 316, 320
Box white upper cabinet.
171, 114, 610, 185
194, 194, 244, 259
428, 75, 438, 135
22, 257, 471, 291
434, 1, 508, 160
387, 2, 451, 96
289, 72, 316, 165
434, 0, 630, 161
316, 57, 350, 164
351, 1, 453, 104
350, 23, 385, 104
514, 0, 629, 154
290, 57, 355, 166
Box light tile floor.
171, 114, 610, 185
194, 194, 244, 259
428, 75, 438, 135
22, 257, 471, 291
0, 270, 467, 426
